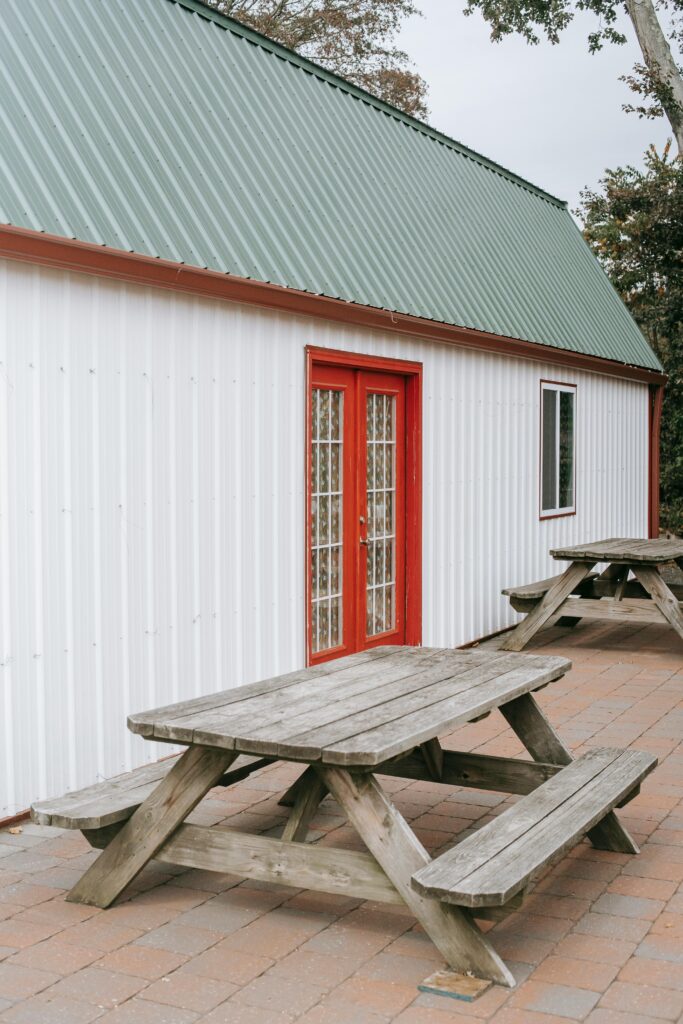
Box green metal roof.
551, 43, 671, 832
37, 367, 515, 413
0, 0, 661, 372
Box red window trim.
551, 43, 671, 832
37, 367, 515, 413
305, 346, 422, 664
539, 378, 577, 522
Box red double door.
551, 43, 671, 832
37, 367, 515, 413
308, 361, 415, 664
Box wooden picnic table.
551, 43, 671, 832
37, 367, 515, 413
35, 646, 655, 989
501, 537, 683, 652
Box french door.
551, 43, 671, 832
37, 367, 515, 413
307, 351, 421, 664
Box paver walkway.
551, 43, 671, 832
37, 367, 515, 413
0, 618, 682, 1024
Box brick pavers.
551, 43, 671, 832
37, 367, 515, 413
0, 619, 681, 1023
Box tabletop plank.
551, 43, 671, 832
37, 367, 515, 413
128, 646, 404, 740
550, 538, 683, 564
246, 653, 526, 761
148, 648, 449, 745
318, 657, 569, 765
129, 648, 570, 767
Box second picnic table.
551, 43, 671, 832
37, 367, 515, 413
502, 537, 683, 651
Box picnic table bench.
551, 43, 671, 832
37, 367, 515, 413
32, 646, 655, 989
501, 537, 683, 651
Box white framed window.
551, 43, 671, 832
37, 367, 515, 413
540, 381, 576, 518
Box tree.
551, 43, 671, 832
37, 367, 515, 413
463, 0, 683, 152
200, 0, 429, 119
579, 144, 683, 530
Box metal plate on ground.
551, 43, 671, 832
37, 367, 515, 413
418, 968, 493, 1001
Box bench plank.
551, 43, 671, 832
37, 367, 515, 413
500, 693, 638, 854
31, 753, 269, 830
502, 572, 597, 601
411, 747, 656, 908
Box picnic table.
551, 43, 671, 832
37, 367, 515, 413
501, 537, 683, 651
32, 646, 655, 989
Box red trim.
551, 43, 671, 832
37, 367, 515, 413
356, 371, 407, 651
0, 809, 30, 831
305, 347, 422, 664
539, 377, 578, 389
307, 364, 359, 665
0, 225, 666, 386
648, 383, 664, 537
539, 379, 577, 521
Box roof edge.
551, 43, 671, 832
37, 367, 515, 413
171, 0, 567, 209
0, 225, 665, 384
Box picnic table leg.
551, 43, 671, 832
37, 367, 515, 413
632, 565, 683, 641
501, 562, 596, 651
67, 746, 238, 908
278, 765, 326, 808
281, 771, 327, 842
501, 694, 639, 854
318, 766, 515, 987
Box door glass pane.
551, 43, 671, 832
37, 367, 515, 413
311, 388, 343, 654
541, 388, 557, 512
366, 393, 396, 637
559, 390, 574, 509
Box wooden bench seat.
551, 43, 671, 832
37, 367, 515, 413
31, 753, 270, 830
411, 747, 656, 909
502, 572, 597, 602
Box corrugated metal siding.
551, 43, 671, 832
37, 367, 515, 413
0, 0, 660, 372
0, 259, 649, 816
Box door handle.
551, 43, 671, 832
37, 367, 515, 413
360, 536, 368, 546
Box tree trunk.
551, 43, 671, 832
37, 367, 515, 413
624, 0, 683, 153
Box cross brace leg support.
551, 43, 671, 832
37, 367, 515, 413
500, 693, 638, 854
67, 746, 238, 908
501, 562, 596, 651
317, 765, 515, 987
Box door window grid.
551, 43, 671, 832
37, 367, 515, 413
311, 388, 343, 654
366, 393, 396, 637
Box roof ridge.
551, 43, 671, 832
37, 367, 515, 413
171, 0, 567, 209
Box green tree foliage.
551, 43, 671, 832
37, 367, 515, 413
579, 144, 683, 531
200, 0, 428, 118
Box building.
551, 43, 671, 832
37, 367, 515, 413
0, 0, 665, 819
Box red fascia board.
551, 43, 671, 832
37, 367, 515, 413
0, 224, 667, 387
648, 383, 664, 537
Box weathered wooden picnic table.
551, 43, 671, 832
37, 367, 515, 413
502, 537, 683, 651
32, 646, 655, 989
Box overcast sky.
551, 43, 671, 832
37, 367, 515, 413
398, 0, 670, 210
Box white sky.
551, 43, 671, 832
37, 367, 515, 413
398, 0, 671, 210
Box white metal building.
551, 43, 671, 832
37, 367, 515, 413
0, 0, 664, 819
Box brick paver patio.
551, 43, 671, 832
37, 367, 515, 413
1, 619, 681, 1023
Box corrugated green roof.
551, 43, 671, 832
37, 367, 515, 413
0, 0, 661, 371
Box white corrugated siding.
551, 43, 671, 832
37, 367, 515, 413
0, 259, 649, 816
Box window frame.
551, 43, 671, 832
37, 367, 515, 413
539, 379, 577, 520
